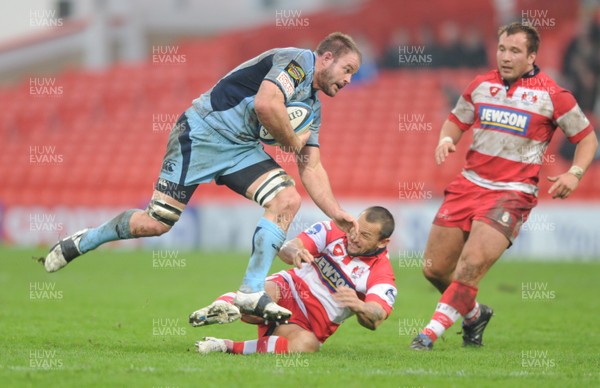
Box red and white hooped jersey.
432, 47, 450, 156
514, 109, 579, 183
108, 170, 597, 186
449, 66, 593, 196
272, 221, 396, 336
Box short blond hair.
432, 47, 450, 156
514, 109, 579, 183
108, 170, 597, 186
316, 32, 362, 63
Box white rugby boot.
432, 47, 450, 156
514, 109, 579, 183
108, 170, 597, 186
233, 290, 291, 324
39, 229, 88, 272
189, 300, 241, 327
195, 337, 228, 354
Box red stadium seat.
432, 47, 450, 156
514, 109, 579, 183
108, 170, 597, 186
0, 0, 593, 207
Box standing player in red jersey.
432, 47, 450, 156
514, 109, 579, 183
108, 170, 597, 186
188, 206, 397, 354
410, 22, 598, 350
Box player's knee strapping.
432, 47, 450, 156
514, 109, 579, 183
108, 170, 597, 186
253, 169, 295, 207
146, 199, 183, 227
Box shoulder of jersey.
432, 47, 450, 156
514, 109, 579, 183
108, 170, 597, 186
536, 71, 564, 94
276, 47, 313, 59
325, 221, 347, 239
478, 69, 500, 83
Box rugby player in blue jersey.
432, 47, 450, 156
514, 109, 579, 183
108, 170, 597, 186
41, 32, 361, 323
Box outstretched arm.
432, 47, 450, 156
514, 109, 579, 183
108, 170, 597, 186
296, 146, 358, 234
547, 131, 598, 199
278, 238, 314, 268
435, 119, 464, 165
254, 81, 310, 150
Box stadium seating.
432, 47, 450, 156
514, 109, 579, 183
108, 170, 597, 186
0, 0, 595, 207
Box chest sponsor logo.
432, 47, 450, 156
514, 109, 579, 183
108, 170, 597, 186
313, 255, 354, 292
478, 105, 531, 135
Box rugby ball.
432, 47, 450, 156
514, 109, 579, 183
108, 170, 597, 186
259, 102, 313, 145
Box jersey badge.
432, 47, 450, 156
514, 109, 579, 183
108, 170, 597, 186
285, 60, 306, 87
333, 243, 344, 256
276, 71, 295, 99
306, 223, 322, 235
489, 86, 501, 97
350, 265, 366, 280
521, 91, 538, 105
385, 288, 397, 304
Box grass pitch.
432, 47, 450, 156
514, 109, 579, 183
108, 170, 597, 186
0, 245, 598, 387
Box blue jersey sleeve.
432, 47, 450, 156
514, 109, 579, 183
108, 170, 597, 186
264, 49, 314, 103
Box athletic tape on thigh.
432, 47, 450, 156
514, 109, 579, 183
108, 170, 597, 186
146, 199, 183, 227
252, 170, 295, 207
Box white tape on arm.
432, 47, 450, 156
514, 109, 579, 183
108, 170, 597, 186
568, 165, 584, 180
439, 136, 454, 146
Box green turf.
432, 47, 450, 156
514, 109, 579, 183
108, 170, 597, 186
0, 246, 598, 387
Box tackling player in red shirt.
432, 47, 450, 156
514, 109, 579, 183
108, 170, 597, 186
410, 22, 598, 350
189, 206, 397, 354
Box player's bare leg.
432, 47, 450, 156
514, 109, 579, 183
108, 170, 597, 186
195, 315, 319, 354
232, 169, 301, 323
422, 225, 467, 293
411, 225, 465, 349
271, 323, 320, 353
195, 324, 319, 355
40, 190, 185, 272
453, 221, 509, 286
453, 221, 506, 346
412, 221, 508, 350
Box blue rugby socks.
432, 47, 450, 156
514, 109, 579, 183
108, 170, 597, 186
240, 217, 286, 293
78, 209, 137, 253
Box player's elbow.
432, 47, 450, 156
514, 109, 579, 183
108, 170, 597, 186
253, 97, 270, 120
363, 321, 381, 331
577, 130, 598, 150
359, 317, 383, 331
371, 319, 385, 330
587, 131, 598, 151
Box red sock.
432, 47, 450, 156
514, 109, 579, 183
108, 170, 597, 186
226, 336, 289, 354
421, 281, 478, 342
215, 292, 236, 304
463, 302, 481, 325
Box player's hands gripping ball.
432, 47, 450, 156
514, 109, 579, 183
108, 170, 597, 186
259, 102, 313, 147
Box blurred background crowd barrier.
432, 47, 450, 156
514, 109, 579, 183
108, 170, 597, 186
1, 0, 598, 259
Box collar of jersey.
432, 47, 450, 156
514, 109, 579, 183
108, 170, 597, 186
311, 51, 318, 96
501, 63, 540, 90
521, 64, 540, 79
348, 245, 387, 258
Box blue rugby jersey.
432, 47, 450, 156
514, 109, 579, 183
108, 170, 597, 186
192, 47, 321, 146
